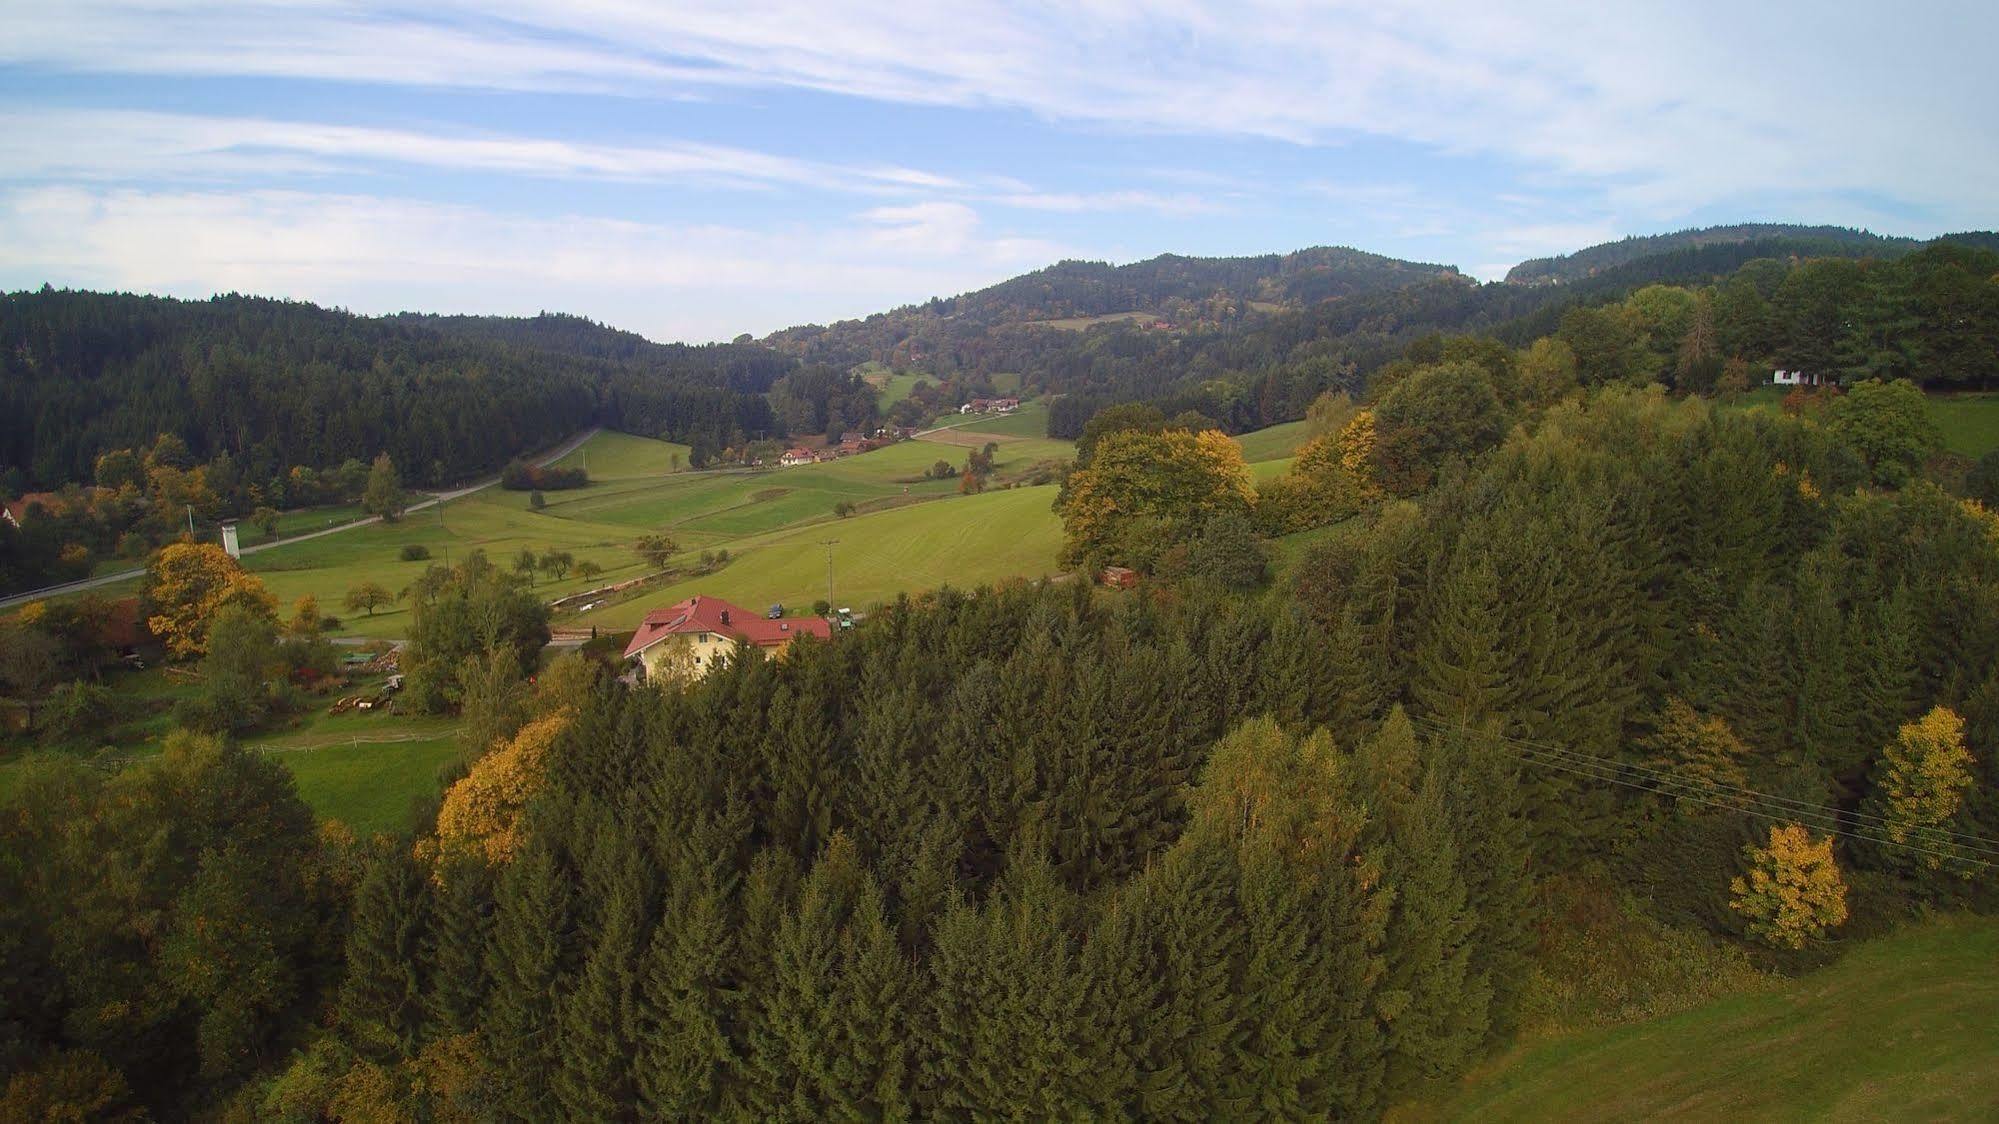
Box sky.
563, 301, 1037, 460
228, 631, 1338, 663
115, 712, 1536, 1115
1, 2, 1994, 343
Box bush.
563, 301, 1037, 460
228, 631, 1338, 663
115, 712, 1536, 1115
813, 599, 831, 616
529, 490, 546, 510
399, 544, 431, 562
38, 681, 122, 743
501, 459, 588, 491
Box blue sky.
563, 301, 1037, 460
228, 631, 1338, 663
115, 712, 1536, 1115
2, 2, 1993, 342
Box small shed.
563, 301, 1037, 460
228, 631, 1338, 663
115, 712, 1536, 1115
1100, 566, 1139, 589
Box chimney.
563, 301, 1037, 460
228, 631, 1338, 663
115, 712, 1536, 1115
720, 610, 731, 625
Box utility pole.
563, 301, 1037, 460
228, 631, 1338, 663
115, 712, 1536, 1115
185, 504, 194, 537
820, 539, 839, 609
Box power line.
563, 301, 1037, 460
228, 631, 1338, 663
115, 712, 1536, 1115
1421, 718, 1999, 859
1409, 714, 1999, 855
1410, 715, 1999, 870
1418, 717, 1999, 865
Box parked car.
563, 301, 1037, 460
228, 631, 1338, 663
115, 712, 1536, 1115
767, 603, 784, 619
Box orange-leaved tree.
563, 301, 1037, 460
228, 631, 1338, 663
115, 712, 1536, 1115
1729, 823, 1848, 949
145, 540, 276, 658
435, 709, 574, 864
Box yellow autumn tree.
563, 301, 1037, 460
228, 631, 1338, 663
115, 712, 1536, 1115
1730, 824, 1849, 949
435, 709, 573, 864
145, 541, 277, 658
1643, 699, 1751, 815
1864, 706, 1977, 873
1058, 427, 1255, 568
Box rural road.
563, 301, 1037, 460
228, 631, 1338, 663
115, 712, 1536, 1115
0, 427, 602, 611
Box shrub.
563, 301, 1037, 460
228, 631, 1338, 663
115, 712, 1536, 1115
399, 544, 431, 562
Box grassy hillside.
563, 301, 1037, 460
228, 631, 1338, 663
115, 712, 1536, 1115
570, 484, 1067, 627
952, 400, 1055, 439
545, 428, 691, 478
1404, 917, 1999, 1122
1727, 388, 1999, 458
1233, 419, 1313, 463
1930, 392, 1999, 458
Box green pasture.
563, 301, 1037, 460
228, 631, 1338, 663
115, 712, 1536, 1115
571, 483, 1067, 628
954, 399, 1053, 439
545, 428, 691, 479
857, 363, 930, 408
1404, 916, 1999, 1122
1233, 419, 1313, 463
1029, 311, 1152, 331
1727, 387, 1999, 459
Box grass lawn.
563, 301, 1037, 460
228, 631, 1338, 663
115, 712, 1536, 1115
249, 709, 462, 835
570, 483, 1066, 628
1929, 392, 1999, 459
1400, 916, 1999, 1122
857, 364, 930, 408
545, 429, 691, 479
1233, 419, 1313, 463
1030, 311, 1152, 331
1725, 387, 1999, 459
955, 400, 1054, 439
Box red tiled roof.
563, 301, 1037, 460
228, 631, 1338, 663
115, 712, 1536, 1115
623, 595, 832, 659
2, 491, 64, 525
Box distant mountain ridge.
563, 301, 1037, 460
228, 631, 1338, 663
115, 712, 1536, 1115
937, 246, 1462, 323
1504, 224, 1919, 285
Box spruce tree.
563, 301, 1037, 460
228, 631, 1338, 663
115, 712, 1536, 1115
552, 845, 649, 1121
1356, 709, 1480, 1099
480, 840, 575, 1121
337, 844, 431, 1061
634, 880, 736, 1119
422, 853, 494, 1037
1410, 548, 1507, 731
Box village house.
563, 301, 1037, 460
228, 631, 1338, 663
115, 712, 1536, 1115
1771, 369, 1824, 387
622, 595, 833, 680
779, 447, 817, 467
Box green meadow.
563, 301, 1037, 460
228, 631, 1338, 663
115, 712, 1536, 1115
856, 362, 930, 408
544, 428, 691, 478
1402, 916, 1999, 1122
1728, 387, 1999, 458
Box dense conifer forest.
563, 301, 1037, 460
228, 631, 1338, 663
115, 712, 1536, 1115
3, 230, 1999, 1117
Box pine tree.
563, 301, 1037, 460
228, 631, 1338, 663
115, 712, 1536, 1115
1410, 548, 1507, 731
422, 853, 494, 1037
552, 845, 649, 1121
338, 844, 431, 1061
1440, 726, 1537, 1046
1356, 710, 1480, 1098
634, 880, 736, 1119
480, 840, 574, 1121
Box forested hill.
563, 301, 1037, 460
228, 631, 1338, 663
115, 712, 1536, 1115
0, 291, 789, 490
1505, 224, 1919, 285
943, 246, 1460, 323
759, 246, 1459, 370
389, 311, 793, 394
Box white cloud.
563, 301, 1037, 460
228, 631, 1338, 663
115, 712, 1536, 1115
12, 1, 1992, 227
0, 186, 1068, 340
0, 108, 959, 194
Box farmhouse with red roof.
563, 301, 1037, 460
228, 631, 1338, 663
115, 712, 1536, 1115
622, 595, 832, 680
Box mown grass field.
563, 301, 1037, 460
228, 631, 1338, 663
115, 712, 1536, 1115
856, 362, 929, 408
1929, 392, 1999, 458
953, 399, 1054, 439
1728, 387, 1999, 458
1233, 419, 1313, 463
545, 428, 691, 478
249, 711, 462, 835
1401, 916, 1999, 1122
1029, 310, 1152, 331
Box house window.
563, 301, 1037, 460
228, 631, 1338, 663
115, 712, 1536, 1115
696, 632, 710, 642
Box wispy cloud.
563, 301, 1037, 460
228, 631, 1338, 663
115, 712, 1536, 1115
0, 108, 960, 194
0, 186, 1068, 339
12, 2, 1996, 223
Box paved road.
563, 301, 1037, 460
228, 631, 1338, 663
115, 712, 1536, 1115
0, 427, 602, 610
